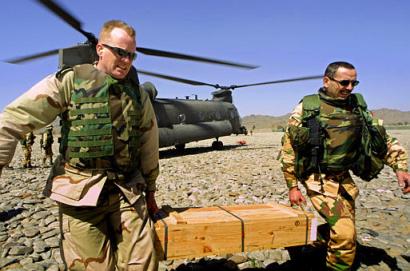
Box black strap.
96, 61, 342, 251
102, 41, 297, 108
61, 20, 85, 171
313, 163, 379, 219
217, 206, 245, 252
158, 218, 169, 260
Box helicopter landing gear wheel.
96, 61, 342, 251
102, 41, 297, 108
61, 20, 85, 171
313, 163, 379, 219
175, 143, 185, 152
212, 140, 223, 150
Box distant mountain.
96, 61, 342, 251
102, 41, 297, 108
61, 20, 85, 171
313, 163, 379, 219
371, 109, 410, 125
242, 109, 410, 130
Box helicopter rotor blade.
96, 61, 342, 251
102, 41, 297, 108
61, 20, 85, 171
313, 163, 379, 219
37, 1, 256, 69
138, 70, 323, 91
136, 47, 258, 70
7, 0, 256, 69
36, 0, 97, 43
5, 49, 59, 64
137, 69, 218, 88
230, 75, 323, 89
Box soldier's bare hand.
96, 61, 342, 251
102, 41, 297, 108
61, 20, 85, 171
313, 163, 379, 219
396, 171, 410, 194
289, 187, 306, 206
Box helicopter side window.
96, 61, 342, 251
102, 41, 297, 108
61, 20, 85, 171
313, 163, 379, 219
178, 114, 186, 124
229, 110, 236, 120
198, 111, 205, 121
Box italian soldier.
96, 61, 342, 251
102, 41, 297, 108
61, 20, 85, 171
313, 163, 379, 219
280, 61, 410, 270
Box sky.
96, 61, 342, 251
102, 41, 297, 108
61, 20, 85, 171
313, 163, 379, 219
0, 0, 409, 117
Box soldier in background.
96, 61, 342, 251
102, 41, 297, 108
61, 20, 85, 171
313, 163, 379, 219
0, 20, 160, 270
280, 61, 410, 270
20, 131, 36, 168
40, 125, 54, 167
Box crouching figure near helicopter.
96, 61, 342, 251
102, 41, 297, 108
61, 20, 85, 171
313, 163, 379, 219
0, 20, 161, 271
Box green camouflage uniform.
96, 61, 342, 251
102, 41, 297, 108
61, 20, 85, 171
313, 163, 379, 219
0, 64, 160, 271
20, 131, 36, 168
40, 126, 54, 166
280, 90, 408, 271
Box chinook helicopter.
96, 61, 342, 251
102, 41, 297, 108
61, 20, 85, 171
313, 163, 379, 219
6, 0, 322, 151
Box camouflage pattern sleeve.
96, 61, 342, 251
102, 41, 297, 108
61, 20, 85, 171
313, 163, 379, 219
384, 132, 408, 172
138, 86, 159, 192
0, 73, 72, 170
280, 103, 303, 189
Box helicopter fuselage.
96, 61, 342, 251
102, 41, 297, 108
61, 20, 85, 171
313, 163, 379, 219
153, 97, 246, 148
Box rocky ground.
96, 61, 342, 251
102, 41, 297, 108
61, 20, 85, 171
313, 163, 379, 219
0, 131, 409, 271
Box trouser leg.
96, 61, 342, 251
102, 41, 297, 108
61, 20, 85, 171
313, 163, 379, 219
27, 146, 32, 167
59, 203, 115, 271
309, 191, 356, 271
46, 147, 53, 165
22, 147, 29, 167
110, 194, 158, 271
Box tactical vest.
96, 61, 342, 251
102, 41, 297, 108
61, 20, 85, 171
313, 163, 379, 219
288, 92, 387, 181
59, 64, 144, 172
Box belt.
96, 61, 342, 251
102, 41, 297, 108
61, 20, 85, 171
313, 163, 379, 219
64, 164, 126, 181
324, 171, 349, 183
105, 171, 125, 181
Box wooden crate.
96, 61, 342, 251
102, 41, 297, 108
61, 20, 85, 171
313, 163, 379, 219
154, 203, 317, 260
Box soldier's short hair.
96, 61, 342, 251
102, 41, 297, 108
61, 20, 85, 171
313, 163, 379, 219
324, 61, 356, 78
99, 20, 136, 41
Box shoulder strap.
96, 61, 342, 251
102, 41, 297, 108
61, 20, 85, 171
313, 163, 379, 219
352, 93, 368, 110
302, 94, 320, 119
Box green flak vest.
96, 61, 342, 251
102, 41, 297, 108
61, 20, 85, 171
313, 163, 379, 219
288, 93, 387, 182
59, 64, 144, 172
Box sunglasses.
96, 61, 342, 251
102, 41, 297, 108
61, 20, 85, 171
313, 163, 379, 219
328, 77, 359, 87
102, 44, 137, 60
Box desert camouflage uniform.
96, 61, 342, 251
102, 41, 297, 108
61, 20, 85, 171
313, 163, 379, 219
280, 91, 408, 271
20, 131, 36, 168
0, 64, 160, 271
40, 126, 54, 166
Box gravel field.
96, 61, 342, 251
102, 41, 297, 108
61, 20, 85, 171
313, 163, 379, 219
0, 130, 409, 270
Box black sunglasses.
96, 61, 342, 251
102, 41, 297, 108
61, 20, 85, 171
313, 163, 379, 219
102, 44, 137, 60
328, 77, 359, 87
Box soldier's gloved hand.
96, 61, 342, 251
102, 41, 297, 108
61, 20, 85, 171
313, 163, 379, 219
152, 210, 167, 222
396, 170, 410, 194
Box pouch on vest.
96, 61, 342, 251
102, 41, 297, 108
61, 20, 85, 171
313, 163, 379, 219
288, 126, 310, 152
351, 94, 387, 181
351, 117, 387, 181
288, 95, 325, 181
288, 123, 324, 181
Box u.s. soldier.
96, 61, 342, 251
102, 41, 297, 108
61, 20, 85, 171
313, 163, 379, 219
40, 125, 54, 167
0, 20, 160, 270
20, 131, 36, 168
280, 61, 410, 270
